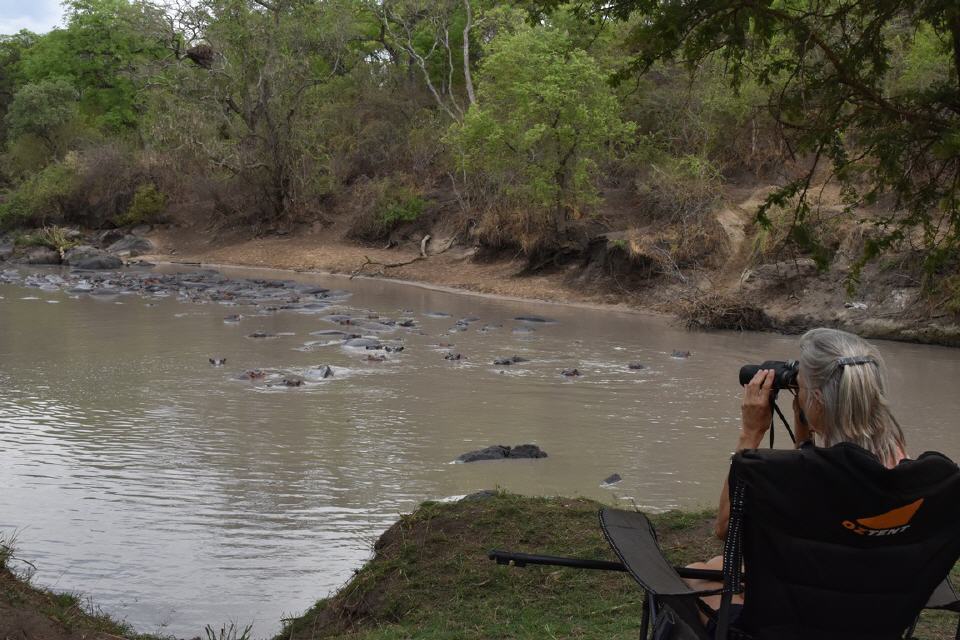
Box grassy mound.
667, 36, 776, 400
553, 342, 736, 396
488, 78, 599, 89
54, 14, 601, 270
276, 493, 720, 640
277, 492, 960, 640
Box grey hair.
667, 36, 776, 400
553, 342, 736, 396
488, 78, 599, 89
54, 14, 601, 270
798, 327, 906, 465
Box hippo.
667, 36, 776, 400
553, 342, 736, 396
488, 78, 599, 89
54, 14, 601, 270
444, 352, 462, 361
366, 354, 386, 362
306, 365, 334, 380
601, 473, 623, 486
209, 357, 227, 366
280, 376, 304, 387
671, 350, 692, 359
398, 319, 416, 327
561, 368, 581, 377
344, 337, 382, 349
514, 315, 555, 323
223, 314, 242, 323
384, 345, 405, 353
424, 311, 451, 318
248, 331, 276, 339
494, 356, 528, 366
628, 362, 647, 370
456, 444, 548, 463
238, 369, 266, 380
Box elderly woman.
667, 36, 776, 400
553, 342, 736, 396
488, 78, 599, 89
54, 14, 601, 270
686, 327, 909, 616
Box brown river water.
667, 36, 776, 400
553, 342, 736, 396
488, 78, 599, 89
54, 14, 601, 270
1, 264, 959, 637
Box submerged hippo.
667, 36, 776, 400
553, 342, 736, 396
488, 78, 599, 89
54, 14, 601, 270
306, 365, 334, 380
628, 362, 647, 370
561, 368, 581, 377
494, 356, 529, 366
238, 369, 266, 380
444, 352, 462, 361
280, 376, 304, 387
456, 444, 548, 463
344, 337, 382, 349
671, 350, 692, 359
247, 331, 277, 339
514, 315, 555, 323
366, 354, 386, 362
209, 357, 226, 366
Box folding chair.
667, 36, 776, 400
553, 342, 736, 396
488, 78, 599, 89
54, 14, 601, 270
601, 443, 960, 639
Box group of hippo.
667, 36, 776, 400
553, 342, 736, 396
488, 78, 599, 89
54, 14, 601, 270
1, 263, 692, 471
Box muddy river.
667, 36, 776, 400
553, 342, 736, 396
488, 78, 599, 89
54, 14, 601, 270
1, 264, 959, 637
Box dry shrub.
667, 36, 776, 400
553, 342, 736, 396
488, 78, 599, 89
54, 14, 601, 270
634, 154, 723, 223
679, 292, 772, 331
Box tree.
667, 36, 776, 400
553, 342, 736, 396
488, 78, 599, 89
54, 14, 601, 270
4, 78, 80, 154
448, 23, 633, 262
572, 0, 960, 278
153, 0, 364, 222
18, 0, 169, 131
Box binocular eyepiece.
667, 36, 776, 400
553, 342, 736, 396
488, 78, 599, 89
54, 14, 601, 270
739, 360, 799, 390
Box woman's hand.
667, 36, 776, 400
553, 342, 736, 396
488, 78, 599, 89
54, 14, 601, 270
739, 368, 774, 449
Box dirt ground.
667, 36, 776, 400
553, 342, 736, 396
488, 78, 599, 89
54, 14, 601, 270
147, 185, 960, 347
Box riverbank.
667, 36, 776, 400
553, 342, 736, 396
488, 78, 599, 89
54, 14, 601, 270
141, 192, 960, 347
4, 494, 959, 640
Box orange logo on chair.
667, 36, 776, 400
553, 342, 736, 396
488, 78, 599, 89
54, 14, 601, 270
842, 498, 924, 536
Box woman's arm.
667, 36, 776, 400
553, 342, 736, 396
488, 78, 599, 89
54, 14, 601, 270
715, 369, 775, 540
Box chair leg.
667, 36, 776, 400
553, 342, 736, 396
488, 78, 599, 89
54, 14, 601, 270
903, 615, 918, 639
639, 594, 650, 640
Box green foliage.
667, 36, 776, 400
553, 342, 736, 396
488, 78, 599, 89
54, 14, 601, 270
0, 159, 78, 228
449, 22, 633, 256
16, 226, 79, 254
380, 191, 425, 228
18, 0, 169, 131
115, 183, 165, 226
4, 78, 79, 153
591, 0, 960, 279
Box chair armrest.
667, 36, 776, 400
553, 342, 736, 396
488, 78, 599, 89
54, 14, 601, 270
600, 507, 717, 596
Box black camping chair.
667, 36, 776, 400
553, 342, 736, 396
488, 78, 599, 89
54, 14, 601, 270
491, 443, 960, 640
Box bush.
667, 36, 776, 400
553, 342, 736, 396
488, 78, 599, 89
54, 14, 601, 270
634, 151, 722, 223
16, 225, 78, 254
115, 183, 166, 226
347, 177, 427, 242
0, 158, 78, 228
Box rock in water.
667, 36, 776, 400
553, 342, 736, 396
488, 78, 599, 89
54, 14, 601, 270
0, 243, 13, 261
64, 246, 122, 270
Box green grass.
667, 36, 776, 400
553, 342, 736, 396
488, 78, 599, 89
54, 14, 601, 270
275, 493, 960, 640
275, 493, 721, 640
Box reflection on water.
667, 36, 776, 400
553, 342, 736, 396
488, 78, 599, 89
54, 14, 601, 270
2, 265, 959, 637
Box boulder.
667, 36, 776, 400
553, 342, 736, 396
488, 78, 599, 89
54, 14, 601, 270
23, 247, 61, 265
64, 245, 124, 270
456, 443, 548, 463
108, 235, 154, 257
97, 229, 126, 247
